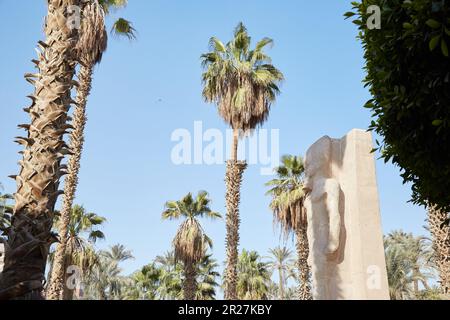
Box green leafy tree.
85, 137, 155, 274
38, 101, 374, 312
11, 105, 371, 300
201, 22, 283, 299
346, 1, 450, 212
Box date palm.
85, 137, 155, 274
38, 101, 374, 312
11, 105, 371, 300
0, 0, 83, 300
265, 155, 312, 300
82, 244, 132, 300
47, 0, 134, 300
201, 22, 283, 299
267, 246, 293, 300
162, 191, 221, 300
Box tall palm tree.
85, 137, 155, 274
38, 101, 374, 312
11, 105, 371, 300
0, 0, 83, 300
162, 191, 221, 300
266, 246, 293, 300
47, 0, 134, 300
265, 155, 312, 299
236, 249, 271, 300
427, 206, 450, 296
201, 22, 283, 299
50, 205, 106, 300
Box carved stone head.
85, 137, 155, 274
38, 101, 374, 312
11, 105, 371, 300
304, 136, 332, 191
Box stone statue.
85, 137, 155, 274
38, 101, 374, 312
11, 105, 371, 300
303, 136, 342, 299
303, 129, 389, 300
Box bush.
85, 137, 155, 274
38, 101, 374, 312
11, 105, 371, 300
347, 0, 450, 211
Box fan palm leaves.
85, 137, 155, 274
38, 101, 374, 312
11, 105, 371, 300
237, 249, 271, 300
265, 155, 311, 299
51, 205, 106, 300
162, 191, 221, 300
201, 22, 283, 300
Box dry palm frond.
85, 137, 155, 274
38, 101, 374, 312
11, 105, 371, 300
77, 0, 108, 66
173, 218, 211, 266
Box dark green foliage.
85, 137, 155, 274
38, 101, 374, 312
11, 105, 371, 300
346, 0, 450, 211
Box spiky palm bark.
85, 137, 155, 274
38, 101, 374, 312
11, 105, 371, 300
428, 206, 450, 295
46, 65, 92, 300
0, 0, 81, 300
47, 1, 106, 300
183, 262, 197, 300
295, 225, 312, 300
224, 159, 247, 300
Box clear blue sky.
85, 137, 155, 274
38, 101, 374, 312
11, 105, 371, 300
0, 0, 427, 277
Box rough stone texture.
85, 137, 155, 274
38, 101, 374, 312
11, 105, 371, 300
303, 129, 389, 300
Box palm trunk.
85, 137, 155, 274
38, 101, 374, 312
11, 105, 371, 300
295, 225, 312, 300
47, 65, 93, 300
428, 206, 450, 296
0, 0, 80, 300
224, 131, 247, 300
278, 266, 284, 300
184, 262, 197, 300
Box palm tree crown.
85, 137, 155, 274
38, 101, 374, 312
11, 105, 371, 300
162, 191, 221, 265
266, 155, 306, 235
201, 22, 284, 133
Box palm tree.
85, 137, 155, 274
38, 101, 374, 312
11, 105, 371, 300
102, 244, 134, 264
201, 22, 283, 299
83, 244, 133, 300
0, 184, 13, 235
154, 251, 183, 300
162, 191, 221, 300
195, 254, 220, 300
0, 0, 84, 300
267, 246, 293, 300
122, 263, 161, 300
50, 205, 106, 300
265, 155, 312, 299
384, 231, 436, 300
47, 0, 134, 300
427, 206, 450, 296
385, 239, 415, 300
236, 249, 271, 300
385, 231, 433, 295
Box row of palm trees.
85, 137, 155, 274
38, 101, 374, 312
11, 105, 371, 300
2, 187, 447, 300
384, 231, 446, 300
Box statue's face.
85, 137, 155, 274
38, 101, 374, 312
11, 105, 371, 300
303, 136, 331, 190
